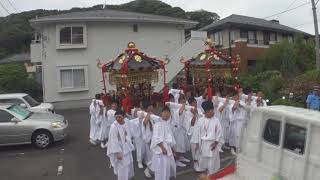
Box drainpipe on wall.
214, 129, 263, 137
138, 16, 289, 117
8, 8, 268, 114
228, 27, 232, 57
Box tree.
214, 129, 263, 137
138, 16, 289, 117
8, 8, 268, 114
186, 10, 220, 30
0, 63, 42, 100
280, 70, 320, 105
256, 34, 315, 77
239, 70, 284, 101
0, 0, 219, 59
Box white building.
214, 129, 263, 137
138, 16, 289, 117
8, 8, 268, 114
30, 9, 207, 107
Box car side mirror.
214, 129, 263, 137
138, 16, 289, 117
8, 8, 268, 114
11, 117, 21, 123
20, 103, 27, 108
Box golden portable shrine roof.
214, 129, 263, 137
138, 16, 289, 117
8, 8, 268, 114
184, 39, 232, 68
102, 42, 163, 73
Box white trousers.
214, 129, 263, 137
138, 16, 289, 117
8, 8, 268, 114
151, 154, 176, 180
116, 162, 134, 180
134, 137, 145, 163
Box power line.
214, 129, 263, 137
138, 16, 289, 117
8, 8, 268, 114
276, 0, 299, 19
287, 0, 300, 10
0, 0, 11, 15
264, 1, 311, 19
5, 0, 19, 13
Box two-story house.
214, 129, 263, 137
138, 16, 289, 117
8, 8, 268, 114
201, 14, 312, 72
29, 9, 208, 105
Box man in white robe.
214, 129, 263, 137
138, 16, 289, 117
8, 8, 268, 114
185, 97, 204, 172
89, 94, 103, 145
107, 110, 135, 180
129, 106, 144, 169
171, 96, 191, 166
139, 100, 158, 178
191, 100, 223, 175
229, 95, 247, 155
165, 97, 195, 167
169, 83, 184, 103
213, 96, 232, 152
99, 102, 118, 148
195, 89, 208, 113
150, 106, 177, 180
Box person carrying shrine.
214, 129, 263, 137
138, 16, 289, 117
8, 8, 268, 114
191, 100, 223, 175
99, 101, 118, 148
185, 96, 204, 172
212, 93, 233, 153
169, 82, 184, 103
107, 110, 135, 180
89, 94, 104, 145
150, 106, 177, 180
139, 100, 158, 178
229, 94, 247, 155
171, 95, 191, 167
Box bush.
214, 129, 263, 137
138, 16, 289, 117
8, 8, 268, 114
272, 98, 304, 108
0, 63, 42, 100
256, 34, 315, 77
239, 70, 284, 101
280, 70, 320, 105
0, 63, 28, 91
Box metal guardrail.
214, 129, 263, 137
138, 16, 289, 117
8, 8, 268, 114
247, 39, 269, 45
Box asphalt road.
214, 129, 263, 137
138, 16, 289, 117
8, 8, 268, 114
0, 108, 234, 180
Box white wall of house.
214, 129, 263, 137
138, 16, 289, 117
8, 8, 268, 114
34, 21, 185, 102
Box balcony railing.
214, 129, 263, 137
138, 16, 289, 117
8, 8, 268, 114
30, 42, 42, 63
247, 39, 270, 45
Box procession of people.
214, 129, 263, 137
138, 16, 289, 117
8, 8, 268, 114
88, 40, 270, 180
88, 83, 267, 180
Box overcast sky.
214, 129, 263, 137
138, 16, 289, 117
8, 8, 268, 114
0, 0, 318, 34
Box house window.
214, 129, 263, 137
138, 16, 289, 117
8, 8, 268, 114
58, 66, 88, 92
60, 26, 84, 45
133, 24, 138, 32
263, 31, 270, 45
32, 32, 41, 43
270, 32, 277, 42
240, 30, 248, 39
283, 123, 306, 155
288, 35, 294, 43
230, 30, 235, 44
214, 31, 223, 46
248, 31, 257, 44
263, 119, 281, 146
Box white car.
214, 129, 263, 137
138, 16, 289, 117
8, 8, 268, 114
0, 93, 54, 113
220, 105, 320, 180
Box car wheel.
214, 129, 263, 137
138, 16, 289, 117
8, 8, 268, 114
32, 130, 53, 149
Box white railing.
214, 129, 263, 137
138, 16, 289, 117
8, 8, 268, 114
30, 42, 42, 63
154, 31, 207, 92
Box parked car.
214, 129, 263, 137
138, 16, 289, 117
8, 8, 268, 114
220, 105, 320, 180
0, 104, 68, 149
0, 93, 54, 113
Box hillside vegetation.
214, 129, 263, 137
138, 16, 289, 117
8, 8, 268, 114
0, 0, 219, 59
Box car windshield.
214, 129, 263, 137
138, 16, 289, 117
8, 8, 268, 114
23, 95, 40, 107
7, 105, 32, 120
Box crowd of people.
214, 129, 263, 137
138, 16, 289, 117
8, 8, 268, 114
88, 84, 267, 180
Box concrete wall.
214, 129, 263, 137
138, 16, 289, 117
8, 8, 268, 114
37, 21, 185, 102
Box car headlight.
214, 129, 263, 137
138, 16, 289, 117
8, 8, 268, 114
52, 121, 63, 128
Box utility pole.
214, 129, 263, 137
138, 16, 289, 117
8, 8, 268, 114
311, 0, 320, 70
